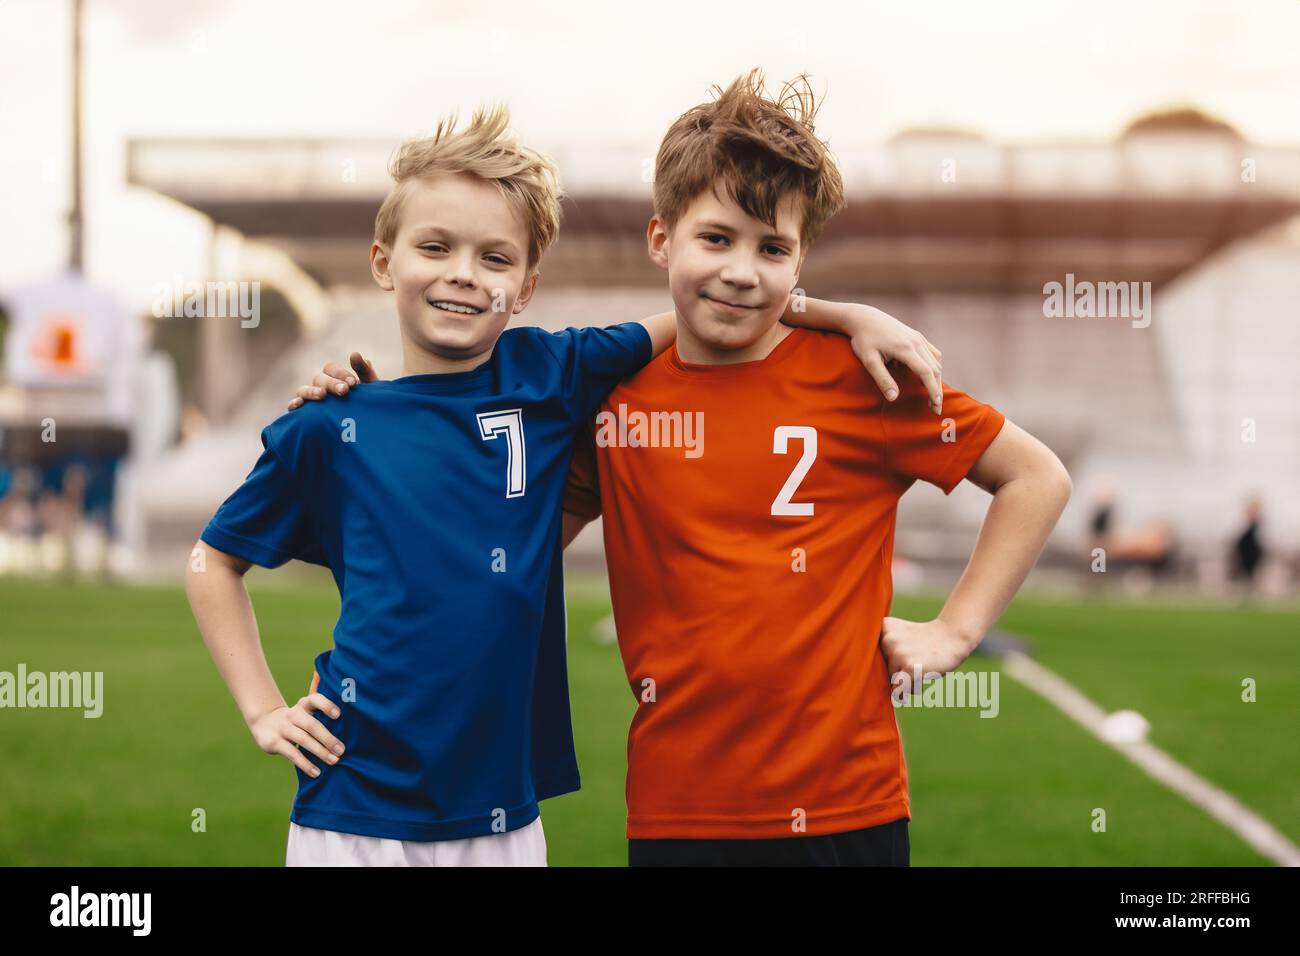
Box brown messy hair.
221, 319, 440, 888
652, 69, 846, 249
374, 104, 563, 272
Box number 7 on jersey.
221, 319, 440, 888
477, 409, 527, 498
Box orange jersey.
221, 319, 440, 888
565, 327, 1006, 839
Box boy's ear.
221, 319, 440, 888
791, 247, 808, 291
370, 242, 395, 291
646, 217, 670, 270
512, 270, 540, 314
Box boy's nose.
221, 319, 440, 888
446, 254, 479, 288
719, 257, 759, 288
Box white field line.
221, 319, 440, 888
1001, 650, 1300, 867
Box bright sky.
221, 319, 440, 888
2, 0, 1298, 308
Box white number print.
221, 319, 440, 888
771, 425, 817, 516
477, 409, 527, 498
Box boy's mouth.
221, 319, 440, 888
701, 293, 764, 313
429, 299, 485, 315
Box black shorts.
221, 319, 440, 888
628, 817, 910, 867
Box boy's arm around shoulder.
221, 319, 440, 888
635, 300, 945, 411
637, 311, 677, 358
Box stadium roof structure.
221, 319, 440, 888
127, 123, 1300, 294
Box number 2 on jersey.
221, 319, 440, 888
477, 409, 527, 498
771, 425, 817, 516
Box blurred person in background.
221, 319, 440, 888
1085, 479, 1116, 591
0, 270, 147, 580
1229, 495, 1265, 599
1087, 479, 1116, 552
1085, 479, 1177, 591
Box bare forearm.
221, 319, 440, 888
781, 298, 943, 410
185, 550, 286, 728
637, 311, 678, 357
779, 295, 856, 330
938, 470, 1071, 648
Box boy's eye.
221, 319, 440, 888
763, 244, 790, 257
418, 245, 510, 266
701, 234, 729, 246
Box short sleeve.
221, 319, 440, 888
882, 375, 1005, 495
563, 417, 603, 521
538, 322, 652, 422
199, 427, 327, 568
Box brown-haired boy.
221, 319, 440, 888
560, 70, 1070, 864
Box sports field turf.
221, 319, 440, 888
0, 575, 1294, 865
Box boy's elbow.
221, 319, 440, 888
1044, 456, 1072, 505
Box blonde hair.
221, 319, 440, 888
374, 104, 563, 271
653, 69, 846, 248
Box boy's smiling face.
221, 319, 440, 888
648, 181, 806, 364
371, 171, 537, 373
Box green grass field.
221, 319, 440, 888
0, 575, 1295, 865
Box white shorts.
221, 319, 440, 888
286, 816, 547, 867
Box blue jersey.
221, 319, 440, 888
200, 322, 651, 841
